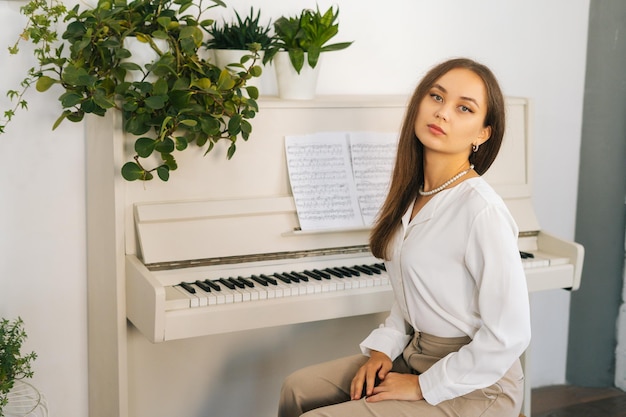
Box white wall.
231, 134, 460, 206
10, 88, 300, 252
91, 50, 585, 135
0, 0, 589, 416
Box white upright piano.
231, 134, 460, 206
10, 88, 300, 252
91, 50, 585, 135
86, 96, 583, 417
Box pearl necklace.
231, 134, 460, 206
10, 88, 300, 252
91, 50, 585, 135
419, 164, 474, 196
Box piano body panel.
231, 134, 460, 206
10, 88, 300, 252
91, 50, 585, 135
526, 264, 576, 293
537, 231, 584, 291
162, 286, 394, 341
126, 255, 166, 343
134, 196, 372, 265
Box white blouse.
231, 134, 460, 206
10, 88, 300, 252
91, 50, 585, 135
360, 177, 531, 405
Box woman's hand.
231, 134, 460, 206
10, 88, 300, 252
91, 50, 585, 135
350, 350, 393, 400
365, 372, 423, 402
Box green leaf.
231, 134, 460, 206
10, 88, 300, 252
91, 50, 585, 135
191, 78, 212, 90
134, 137, 156, 158
227, 114, 242, 135
144, 95, 167, 109
157, 165, 170, 181
200, 117, 220, 135
249, 65, 262, 78
52, 110, 72, 130
161, 152, 178, 170
179, 119, 197, 127
59, 92, 83, 107
245, 85, 259, 100
121, 162, 149, 181
66, 111, 85, 123
157, 17, 172, 28
226, 142, 236, 159
119, 62, 143, 72
35, 76, 56, 92
153, 78, 168, 96
240, 119, 252, 135
155, 137, 175, 153
217, 69, 235, 90
152, 30, 169, 40
175, 136, 188, 151
288, 49, 305, 74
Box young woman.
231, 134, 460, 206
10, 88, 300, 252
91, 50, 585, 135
277, 58, 532, 417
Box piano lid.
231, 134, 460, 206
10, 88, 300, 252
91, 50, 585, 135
129, 96, 538, 266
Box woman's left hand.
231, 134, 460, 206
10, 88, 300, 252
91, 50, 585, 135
365, 372, 424, 402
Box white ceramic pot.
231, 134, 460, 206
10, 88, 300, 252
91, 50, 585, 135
274, 51, 321, 100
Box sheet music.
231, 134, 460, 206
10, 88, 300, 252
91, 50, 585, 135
349, 132, 397, 227
285, 132, 363, 230
285, 132, 398, 231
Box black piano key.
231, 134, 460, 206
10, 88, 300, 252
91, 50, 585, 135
361, 264, 382, 275
290, 271, 309, 281
228, 277, 245, 289
260, 274, 278, 285
303, 270, 323, 280
204, 279, 221, 291
312, 269, 331, 279
218, 278, 236, 290
238, 277, 255, 288
342, 266, 360, 276
273, 272, 291, 284
195, 280, 212, 292
337, 267, 354, 277
353, 265, 373, 275
374, 263, 386, 271
519, 251, 534, 259
324, 268, 344, 278
251, 275, 269, 286
180, 282, 196, 294
282, 272, 300, 283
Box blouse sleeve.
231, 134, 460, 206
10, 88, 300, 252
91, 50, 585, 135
359, 302, 413, 360
419, 204, 532, 405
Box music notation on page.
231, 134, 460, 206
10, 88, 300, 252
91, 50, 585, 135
285, 131, 398, 231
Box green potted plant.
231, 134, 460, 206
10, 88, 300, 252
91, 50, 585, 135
205, 7, 274, 59
204, 7, 275, 93
2, 0, 263, 182
0, 317, 37, 417
265, 5, 352, 99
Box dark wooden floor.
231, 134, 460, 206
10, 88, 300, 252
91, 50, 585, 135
531, 385, 626, 417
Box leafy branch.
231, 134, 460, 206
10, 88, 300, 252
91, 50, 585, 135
0, 317, 37, 417
1, 0, 262, 182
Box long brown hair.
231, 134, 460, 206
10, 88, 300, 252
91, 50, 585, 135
369, 58, 506, 260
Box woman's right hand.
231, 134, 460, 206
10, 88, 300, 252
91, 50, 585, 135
350, 350, 393, 400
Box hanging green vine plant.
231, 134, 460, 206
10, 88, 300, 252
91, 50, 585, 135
3, 0, 262, 181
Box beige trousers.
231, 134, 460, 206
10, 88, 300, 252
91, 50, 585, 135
278, 332, 524, 417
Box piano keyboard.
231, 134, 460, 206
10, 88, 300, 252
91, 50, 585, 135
165, 250, 571, 311
167, 263, 389, 310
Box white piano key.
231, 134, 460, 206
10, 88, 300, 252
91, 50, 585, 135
277, 281, 294, 297
187, 284, 210, 307
173, 285, 200, 308
237, 288, 252, 302
223, 288, 238, 303
330, 277, 345, 291
253, 286, 268, 300
244, 287, 259, 301
213, 289, 227, 304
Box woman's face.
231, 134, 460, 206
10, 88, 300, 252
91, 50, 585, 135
414, 68, 491, 159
